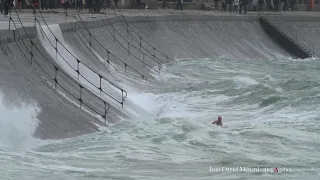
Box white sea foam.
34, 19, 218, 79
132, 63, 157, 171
0, 92, 41, 150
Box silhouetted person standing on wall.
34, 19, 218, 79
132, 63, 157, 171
64, 0, 70, 16
94, 0, 101, 13
239, 0, 248, 14
0, 0, 4, 14
114, 0, 118, 8
41, 0, 46, 9
175, 0, 182, 10
226, 0, 232, 12
258, 0, 265, 11
214, 0, 219, 10
3, 0, 13, 16
280, 0, 285, 11
106, 0, 111, 8
233, 0, 239, 13
273, 0, 279, 11
221, 0, 226, 11
32, 0, 39, 14
87, 0, 93, 12
162, 0, 166, 9
17, 0, 22, 10
76, 0, 82, 11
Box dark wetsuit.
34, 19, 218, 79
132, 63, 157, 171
213, 116, 223, 127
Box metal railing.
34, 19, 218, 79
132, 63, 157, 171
74, 9, 161, 75
100, 9, 168, 64
69, 15, 148, 80
9, 8, 110, 121
36, 8, 128, 107
97, 9, 164, 69
115, 8, 172, 63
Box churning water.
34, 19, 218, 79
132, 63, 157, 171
1, 56, 320, 180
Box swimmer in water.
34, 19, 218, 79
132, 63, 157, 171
212, 116, 223, 127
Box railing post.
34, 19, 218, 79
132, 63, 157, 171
79, 85, 83, 108
104, 101, 107, 123
128, 42, 130, 56
34, 9, 36, 27
113, 26, 115, 42
99, 75, 102, 93
121, 90, 124, 105
30, 40, 33, 65
54, 66, 58, 90
76, 59, 80, 80
126, 23, 128, 37
313, 44, 314, 56
142, 53, 145, 67
89, 32, 92, 46
8, 15, 11, 31
55, 37, 58, 61
107, 51, 110, 67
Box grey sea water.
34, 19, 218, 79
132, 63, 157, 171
1, 56, 320, 180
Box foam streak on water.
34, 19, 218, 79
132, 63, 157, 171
1, 56, 320, 180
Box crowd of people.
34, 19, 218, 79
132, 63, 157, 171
0, 0, 296, 16
220, 0, 248, 14
0, 0, 124, 16
215, 0, 294, 13
47, 0, 120, 14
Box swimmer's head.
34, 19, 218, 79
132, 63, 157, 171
218, 116, 222, 121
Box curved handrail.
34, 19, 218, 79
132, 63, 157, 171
69, 16, 147, 81
36, 8, 128, 106
100, 8, 164, 66
9, 9, 110, 120
115, 8, 172, 63
69, 18, 120, 73
74, 9, 161, 74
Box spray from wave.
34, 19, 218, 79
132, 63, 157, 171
0, 92, 41, 150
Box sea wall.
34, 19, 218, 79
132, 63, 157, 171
0, 12, 318, 140
258, 16, 311, 59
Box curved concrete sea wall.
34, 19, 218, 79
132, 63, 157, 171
258, 16, 311, 59
0, 12, 306, 140
266, 16, 320, 57
0, 27, 105, 140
